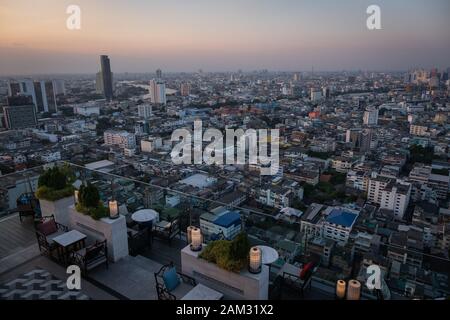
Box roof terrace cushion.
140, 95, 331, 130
162, 267, 180, 292
37, 220, 58, 236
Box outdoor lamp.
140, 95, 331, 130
187, 226, 195, 244
336, 280, 346, 299
109, 200, 119, 219
190, 227, 202, 251
248, 246, 262, 274
74, 190, 79, 204
347, 279, 361, 300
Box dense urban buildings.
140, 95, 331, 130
0, 1, 449, 304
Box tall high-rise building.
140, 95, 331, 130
363, 107, 379, 125
180, 83, 191, 96
3, 105, 37, 129
138, 104, 152, 118
149, 79, 166, 104
156, 69, 162, 79
360, 128, 372, 152
7, 79, 60, 113
100, 55, 114, 101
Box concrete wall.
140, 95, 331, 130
181, 245, 269, 300
67, 206, 129, 262
40, 196, 75, 227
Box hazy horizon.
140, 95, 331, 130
1, 0, 449, 75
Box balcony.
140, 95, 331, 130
0, 161, 350, 300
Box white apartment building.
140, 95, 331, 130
200, 208, 242, 241
257, 186, 292, 209
137, 104, 152, 118
331, 157, 354, 173
367, 175, 391, 204
363, 108, 379, 125
346, 170, 370, 191
410, 124, 428, 136
409, 164, 449, 200
104, 130, 136, 149
322, 207, 359, 244
140, 136, 162, 153
379, 182, 411, 219
368, 174, 411, 219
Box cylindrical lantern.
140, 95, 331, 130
109, 200, 119, 219
248, 246, 262, 274
187, 226, 195, 244
347, 279, 361, 300
190, 227, 202, 251
74, 190, 79, 204
336, 280, 346, 299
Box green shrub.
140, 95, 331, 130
199, 232, 250, 273
36, 166, 74, 201
78, 183, 100, 208
75, 201, 109, 220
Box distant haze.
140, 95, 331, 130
1, 0, 449, 75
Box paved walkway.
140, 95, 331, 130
89, 255, 163, 300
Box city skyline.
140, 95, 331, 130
1, 0, 450, 75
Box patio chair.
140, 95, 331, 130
152, 217, 180, 246
127, 227, 151, 256
35, 215, 69, 258
281, 261, 317, 297
70, 239, 108, 276
154, 262, 196, 300
16, 193, 41, 223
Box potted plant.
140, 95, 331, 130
199, 232, 250, 273
35, 165, 75, 225
69, 182, 129, 262
75, 183, 109, 220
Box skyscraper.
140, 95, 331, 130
180, 83, 191, 96
149, 79, 166, 104
156, 69, 162, 79
7, 79, 60, 113
360, 128, 372, 152
100, 55, 114, 101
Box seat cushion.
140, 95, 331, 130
37, 220, 58, 236
46, 230, 67, 244
163, 267, 180, 292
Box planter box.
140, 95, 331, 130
181, 245, 269, 300
67, 206, 129, 262
39, 196, 75, 227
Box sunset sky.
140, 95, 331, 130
0, 0, 449, 75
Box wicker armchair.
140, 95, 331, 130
152, 218, 181, 246
70, 240, 108, 276
35, 215, 69, 258
154, 262, 196, 300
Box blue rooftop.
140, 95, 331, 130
213, 211, 241, 228
326, 209, 358, 228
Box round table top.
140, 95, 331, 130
131, 209, 158, 223
256, 245, 279, 265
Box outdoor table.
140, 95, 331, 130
131, 209, 158, 227
52, 230, 87, 266
181, 283, 223, 300
256, 245, 279, 265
